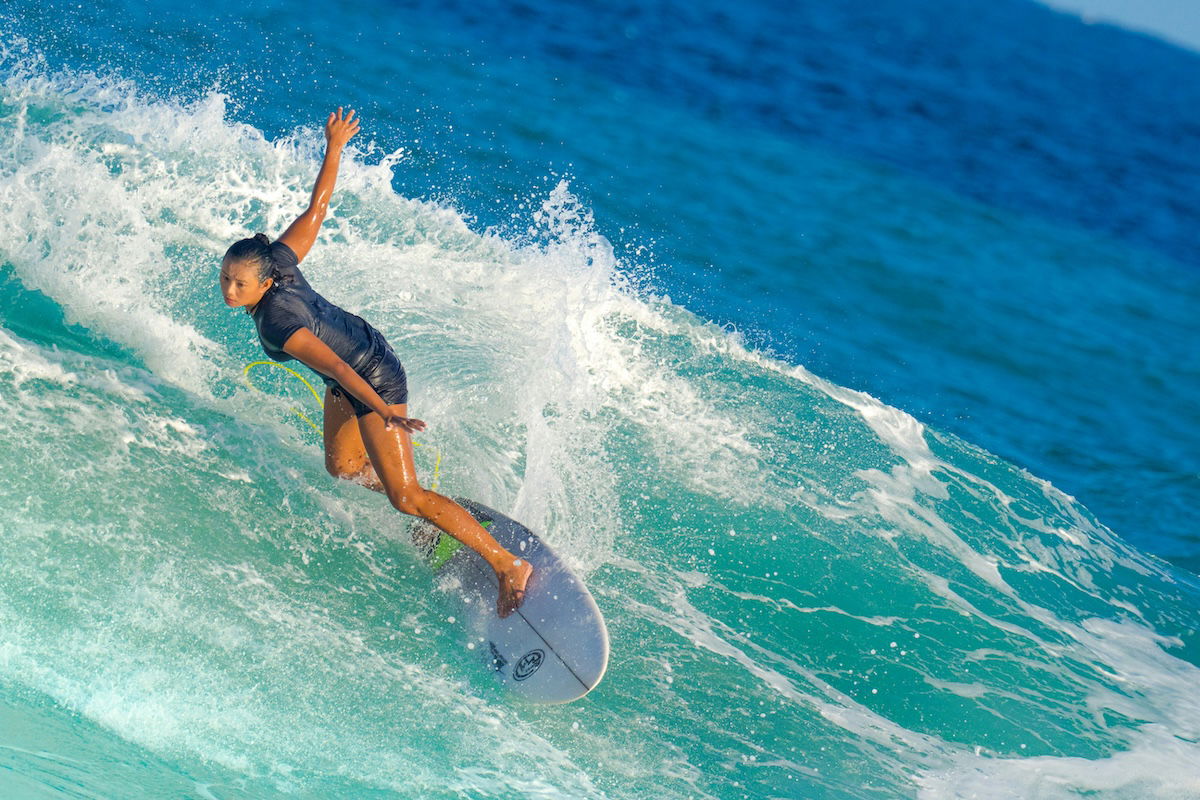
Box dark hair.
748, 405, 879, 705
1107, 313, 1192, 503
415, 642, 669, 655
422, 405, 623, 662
223, 233, 277, 282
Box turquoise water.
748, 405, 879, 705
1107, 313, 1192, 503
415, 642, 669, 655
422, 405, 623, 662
2, 2, 1200, 798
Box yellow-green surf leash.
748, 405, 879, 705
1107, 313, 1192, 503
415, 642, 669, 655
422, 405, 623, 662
242, 360, 443, 490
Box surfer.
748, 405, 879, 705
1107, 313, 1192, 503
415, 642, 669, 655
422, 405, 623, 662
219, 107, 532, 617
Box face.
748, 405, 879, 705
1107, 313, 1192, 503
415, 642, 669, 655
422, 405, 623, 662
219, 259, 271, 309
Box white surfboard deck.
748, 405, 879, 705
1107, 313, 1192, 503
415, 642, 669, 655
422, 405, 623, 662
410, 498, 609, 704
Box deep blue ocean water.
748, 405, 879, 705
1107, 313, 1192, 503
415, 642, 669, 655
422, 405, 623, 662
1, 0, 1198, 797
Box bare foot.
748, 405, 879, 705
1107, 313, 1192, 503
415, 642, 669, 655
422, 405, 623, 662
496, 559, 533, 618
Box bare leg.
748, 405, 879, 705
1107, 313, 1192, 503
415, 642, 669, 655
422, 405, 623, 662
323, 386, 384, 491
324, 390, 531, 617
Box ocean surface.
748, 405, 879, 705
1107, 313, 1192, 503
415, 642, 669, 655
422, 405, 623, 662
1, 0, 1198, 798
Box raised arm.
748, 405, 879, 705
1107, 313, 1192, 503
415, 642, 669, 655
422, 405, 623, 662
277, 107, 361, 263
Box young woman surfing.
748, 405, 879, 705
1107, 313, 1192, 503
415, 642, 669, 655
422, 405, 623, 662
219, 107, 532, 617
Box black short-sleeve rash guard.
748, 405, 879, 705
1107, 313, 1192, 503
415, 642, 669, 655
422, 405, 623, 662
250, 241, 383, 385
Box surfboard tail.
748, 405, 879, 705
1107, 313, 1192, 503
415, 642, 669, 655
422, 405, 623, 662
407, 499, 609, 703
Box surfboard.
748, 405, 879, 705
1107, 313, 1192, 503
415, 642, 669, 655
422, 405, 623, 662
409, 498, 609, 704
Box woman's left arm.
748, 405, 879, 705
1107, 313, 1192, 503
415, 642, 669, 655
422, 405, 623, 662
277, 108, 361, 263
281, 327, 426, 433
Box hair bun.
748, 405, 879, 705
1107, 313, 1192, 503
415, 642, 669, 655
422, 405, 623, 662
252, 232, 271, 246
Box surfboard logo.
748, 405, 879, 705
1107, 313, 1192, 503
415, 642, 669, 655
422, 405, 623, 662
488, 641, 508, 673
513, 649, 544, 681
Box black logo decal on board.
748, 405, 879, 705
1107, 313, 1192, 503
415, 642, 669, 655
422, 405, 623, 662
513, 649, 544, 681
488, 641, 507, 673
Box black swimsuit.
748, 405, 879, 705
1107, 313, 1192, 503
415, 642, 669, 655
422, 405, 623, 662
250, 240, 408, 417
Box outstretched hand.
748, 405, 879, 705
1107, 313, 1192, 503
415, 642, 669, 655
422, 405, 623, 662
325, 107, 360, 150
382, 408, 427, 434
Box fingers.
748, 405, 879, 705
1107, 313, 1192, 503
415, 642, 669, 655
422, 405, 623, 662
382, 416, 426, 433
325, 108, 361, 143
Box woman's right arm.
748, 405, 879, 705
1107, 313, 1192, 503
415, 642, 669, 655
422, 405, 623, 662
277, 108, 361, 263
281, 327, 426, 433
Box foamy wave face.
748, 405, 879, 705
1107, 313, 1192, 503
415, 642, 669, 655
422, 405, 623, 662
0, 40, 641, 563
0, 322, 621, 797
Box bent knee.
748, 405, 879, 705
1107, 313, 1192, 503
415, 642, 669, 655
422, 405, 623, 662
326, 457, 366, 482
386, 485, 429, 516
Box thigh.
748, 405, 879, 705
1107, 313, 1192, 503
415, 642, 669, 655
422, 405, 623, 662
324, 386, 371, 475
355, 404, 422, 493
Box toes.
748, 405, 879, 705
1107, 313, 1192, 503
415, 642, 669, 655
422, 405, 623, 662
496, 566, 532, 618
